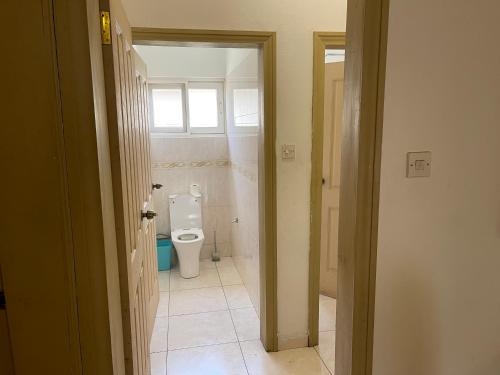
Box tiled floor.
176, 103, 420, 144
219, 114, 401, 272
150, 257, 334, 375
315, 294, 336, 374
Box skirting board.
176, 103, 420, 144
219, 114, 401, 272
278, 333, 309, 351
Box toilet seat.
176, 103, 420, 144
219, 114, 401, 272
172, 228, 204, 244
171, 228, 205, 278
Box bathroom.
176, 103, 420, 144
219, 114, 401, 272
133, 44, 262, 362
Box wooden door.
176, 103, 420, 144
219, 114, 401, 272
101, 1, 159, 374
319, 62, 344, 298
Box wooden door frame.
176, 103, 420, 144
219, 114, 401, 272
308, 31, 346, 347
131, 28, 278, 352
309, 0, 390, 374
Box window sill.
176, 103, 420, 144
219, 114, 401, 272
150, 132, 227, 139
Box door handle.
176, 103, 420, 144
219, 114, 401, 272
141, 210, 157, 220
152, 183, 163, 190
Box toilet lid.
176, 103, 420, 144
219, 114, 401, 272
169, 194, 202, 231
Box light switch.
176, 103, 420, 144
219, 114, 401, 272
415, 159, 426, 171
281, 144, 296, 160
407, 151, 431, 178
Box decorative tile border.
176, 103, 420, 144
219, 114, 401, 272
151, 160, 230, 169
151, 159, 257, 183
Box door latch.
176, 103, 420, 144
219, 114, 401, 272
141, 210, 157, 220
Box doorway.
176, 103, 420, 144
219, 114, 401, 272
131, 29, 278, 373
308, 32, 346, 371
131, 42, 268, 372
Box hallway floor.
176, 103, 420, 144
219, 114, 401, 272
150, 257, 335, 374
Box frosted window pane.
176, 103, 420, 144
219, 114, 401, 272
152, 88, 183, 128
233, 88, 259, 127
188, 89, 218, 128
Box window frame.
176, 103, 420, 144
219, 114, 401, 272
149, 80, 225, 135
226, 80, 260, 134
148, 83, 187, 133
186, 81, 225, 134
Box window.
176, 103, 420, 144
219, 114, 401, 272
187, 82, 224, 133
150, 84, 185, 132
226, 82, 260, 133
149, 82, 224, 134
233, 88, 259, 127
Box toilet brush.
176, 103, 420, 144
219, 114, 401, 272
211, 230, 220, 262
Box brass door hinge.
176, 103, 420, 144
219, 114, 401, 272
100, 11, 111, 45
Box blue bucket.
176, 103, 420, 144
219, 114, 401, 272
156, 238, 173, 271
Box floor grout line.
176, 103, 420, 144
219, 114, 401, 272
217, 260, 251, 375
316, 347, 333, 375
168, 339, 239, 352
168, 308, 230, 318
163, 269, 173, 374
167, 304, 256, 318
313, 334, 332, 374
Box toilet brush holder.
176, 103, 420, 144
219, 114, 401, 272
211, 230, 220, 262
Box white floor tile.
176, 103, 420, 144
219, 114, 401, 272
170, 268, 221, 291
315, 331, 335, 374
168, 310, 237, 350
200, 258, 217, 270
218, 265, 243, 285
215, 256, 235, 269
169, 287, 228, 316
230, 307, 260, 342
224, 285, 252, 309
240, 340, 330, 375
167, 342, 248, 375
156, 292, 169, 317
150, 351, 167, 375
318, 295, 336, 332
158, 271, 170, 292
150, 316, 169, 353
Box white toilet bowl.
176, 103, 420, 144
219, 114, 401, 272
169, 193, 205, 278
171, 228, 204, 278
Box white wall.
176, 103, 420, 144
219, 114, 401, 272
374, 1, 500, 374
134, 45, 227, 78
122, 0, 347, 349
225, 49, 258, 81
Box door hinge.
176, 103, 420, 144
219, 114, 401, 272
100, 11, 111, 45
0, 291, 5, 310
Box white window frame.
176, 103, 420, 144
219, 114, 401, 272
226, 80, 260, 134
186, 81, 225, 134
149, 80, 225, 135
149, 83, 187, 133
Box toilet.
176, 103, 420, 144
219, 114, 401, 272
169, 193, 205, 278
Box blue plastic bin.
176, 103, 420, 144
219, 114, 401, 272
156, 238, 173, 271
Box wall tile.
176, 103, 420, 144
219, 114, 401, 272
150, 137, 232, 253
227, 133, 260, 313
